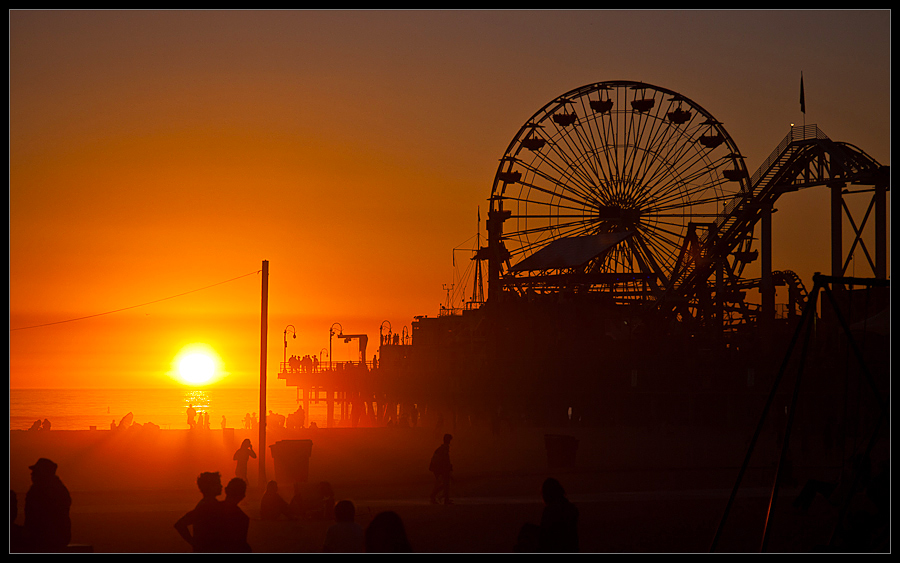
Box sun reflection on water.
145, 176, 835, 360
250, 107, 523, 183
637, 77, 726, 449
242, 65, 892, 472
185, 389, 210, 412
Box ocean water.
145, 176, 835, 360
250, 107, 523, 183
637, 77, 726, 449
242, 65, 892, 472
9, 387, 331, 431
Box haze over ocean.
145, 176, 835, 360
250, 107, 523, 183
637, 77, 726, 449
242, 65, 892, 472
10, 387, 324, 431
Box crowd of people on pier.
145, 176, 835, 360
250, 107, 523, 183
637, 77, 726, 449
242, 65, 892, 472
287, 354, 320, 374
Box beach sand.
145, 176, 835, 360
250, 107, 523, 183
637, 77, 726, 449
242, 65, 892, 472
10, 422, 853, 553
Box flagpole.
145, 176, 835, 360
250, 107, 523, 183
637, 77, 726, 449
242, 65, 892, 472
800, 72, 806, 128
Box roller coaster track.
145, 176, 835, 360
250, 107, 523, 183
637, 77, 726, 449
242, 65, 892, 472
656, 124, 888, 320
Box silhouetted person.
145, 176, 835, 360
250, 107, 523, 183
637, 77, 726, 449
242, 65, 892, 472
433, 413, 445, 439
219, 478, 252, 553
109, 419, 117, 430
538, 478, 579, 552
310, 481, 335, 520
186, 404, 196, 429
233, 439, 257, 482
260, 481, 293, 521
28, 420, 41, 431
10, 490, 31, 552
429, 433, 453, 504
174, 472, 222, 552
365, 510, 412, 553
204, 411, 210, 430
40, 418, 51, 431
296, 404, 306, 429
323, 500, 364, 553
221, 415, 226, 430
23, 458, 71, 552
290, 483, 306, 520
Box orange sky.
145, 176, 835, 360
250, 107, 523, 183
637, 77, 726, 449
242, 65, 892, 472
9, 10, 890, 389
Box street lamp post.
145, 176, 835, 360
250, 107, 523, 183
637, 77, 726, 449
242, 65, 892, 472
283, 325, 297, 372
379, 320, 391, 360
329, 322, 343, 372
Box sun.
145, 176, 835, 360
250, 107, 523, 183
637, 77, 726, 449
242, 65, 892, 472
172, 344, 222, 386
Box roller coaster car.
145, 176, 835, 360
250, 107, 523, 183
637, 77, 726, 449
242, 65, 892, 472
734, 250, 758, 263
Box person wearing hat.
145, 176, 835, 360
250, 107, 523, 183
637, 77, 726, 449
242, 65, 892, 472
24, 458, 71, 552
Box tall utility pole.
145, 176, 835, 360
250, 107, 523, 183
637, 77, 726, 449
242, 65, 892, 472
258, 260, 269, 489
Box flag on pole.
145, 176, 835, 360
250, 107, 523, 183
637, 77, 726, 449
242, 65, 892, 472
800, 72, 806, 114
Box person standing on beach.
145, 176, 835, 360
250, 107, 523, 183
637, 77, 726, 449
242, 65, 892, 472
174, 472, 222, 552
23, 458, 71, 552
219, 478, 252, 552
187, 404, 196, 429
233, 439, 257, 482
429, 433, 453, 505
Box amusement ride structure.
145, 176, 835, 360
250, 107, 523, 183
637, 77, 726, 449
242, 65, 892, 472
484, 81, 887, 334
269, 80, 888, 553
280, 80, 888, 431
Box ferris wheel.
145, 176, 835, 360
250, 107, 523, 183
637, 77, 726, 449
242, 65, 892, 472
489, 80, 751, 302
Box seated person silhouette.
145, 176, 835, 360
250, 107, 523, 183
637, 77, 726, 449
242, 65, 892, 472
174, 472, 222, 552
24, 458, 71, 552
260, 481, 294, 521
323, 500, 364, 553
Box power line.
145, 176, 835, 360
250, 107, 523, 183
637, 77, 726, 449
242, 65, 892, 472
9, 269, 262, 331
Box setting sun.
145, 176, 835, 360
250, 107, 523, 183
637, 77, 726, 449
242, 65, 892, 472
172, 344, 222, 386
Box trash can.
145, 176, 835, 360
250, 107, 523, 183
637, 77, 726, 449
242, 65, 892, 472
270, 439, 313, 485
544, 434, 578, 469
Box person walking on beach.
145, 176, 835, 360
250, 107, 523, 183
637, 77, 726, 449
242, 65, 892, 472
233, 439, 257, 482
429, 433, 453, 505
23, 458, 71, 552
174, 472, 222, 552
